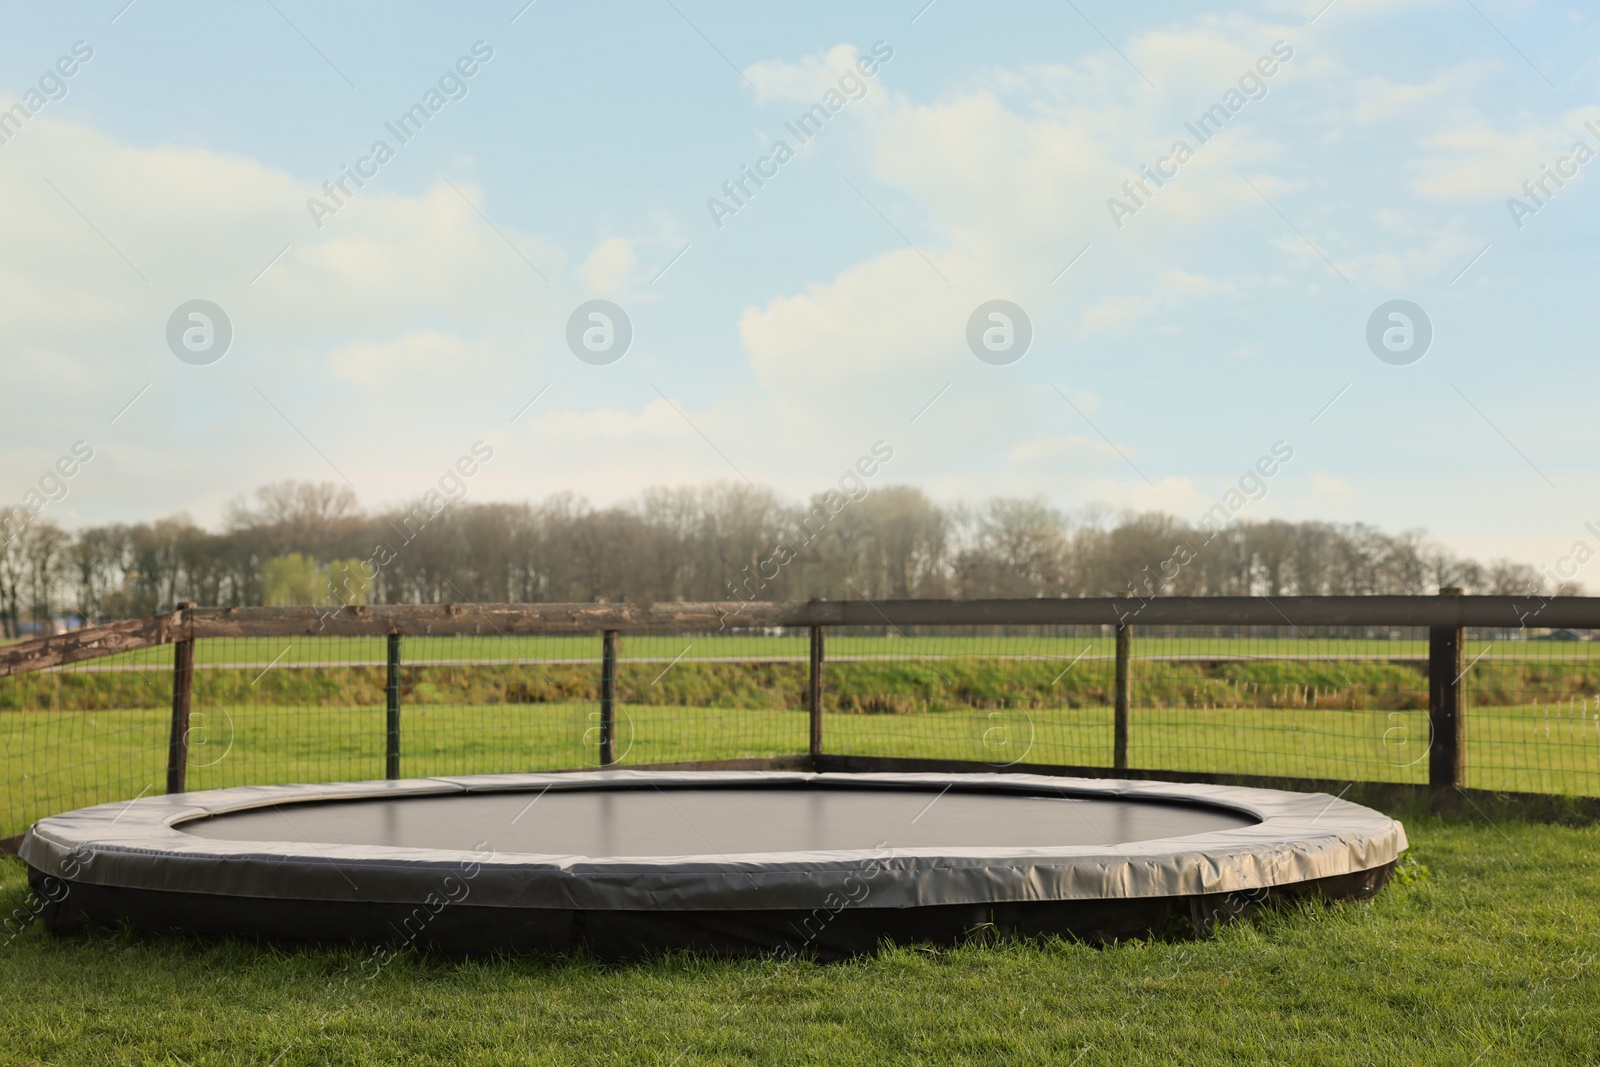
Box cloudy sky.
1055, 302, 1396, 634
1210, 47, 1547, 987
2, 0, 1596, 569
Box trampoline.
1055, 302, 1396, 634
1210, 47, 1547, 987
21, 770, 1406, 958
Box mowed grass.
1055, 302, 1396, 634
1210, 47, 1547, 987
2, 815, 1598, 1065
6, 701, 1600, 838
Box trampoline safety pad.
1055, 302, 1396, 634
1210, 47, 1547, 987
21, 770, 1406, 958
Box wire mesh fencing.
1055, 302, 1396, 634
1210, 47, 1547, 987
818, 625, 1119, 769
6, 602, 1600, 841
183, 633, 610, 788
609, 631, 809, 766
1461, 627, 1600, 796
0, 628, 814, 838
1121, 627, 1433, 784
816, 623, 1600, 795
0, 644, 171, 841
814, 625, 1437, 782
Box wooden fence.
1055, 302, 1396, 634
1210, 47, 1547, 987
3, 594, 1598, 826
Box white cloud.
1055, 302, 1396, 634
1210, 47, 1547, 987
528, 398, 695, 442
578, 237, 637, 295
1313, 473, 1351, 496
0, 115, 686, 520
1406, 107, 1600, 201
327, 330, 474, 391
1079, 475, 1216, 517
1005, 432, 1121, 466
1346, 64, 1488, 125
0, 118, 574, 369
738, 249, 970, 400
1080, 269, 1245, 334
745, 43, 878, 106
733, 20, 1327, 399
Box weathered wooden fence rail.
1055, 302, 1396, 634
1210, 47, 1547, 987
5, 593, 1591, 669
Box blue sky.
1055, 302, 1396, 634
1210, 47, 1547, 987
2, 0, 1597, 573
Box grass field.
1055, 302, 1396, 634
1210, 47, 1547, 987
2, 813, 1597, 1065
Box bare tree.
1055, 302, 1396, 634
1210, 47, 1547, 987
18, 478, 1569, 617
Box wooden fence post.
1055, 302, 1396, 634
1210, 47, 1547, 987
599, 630, 618, 766
165, 602, 195, 794
385, 633, 402, 780
1114, 624, 1131, 773
808, 625, 825, 762
1429, 589, 1465, 806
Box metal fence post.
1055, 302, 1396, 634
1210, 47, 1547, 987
599, 629, 618, 766
808, 625, 825, 762
165, 602, 195, 795
1429, 589, 1465, 805
386, 633, 402, 780
1114, 624, 1131, 773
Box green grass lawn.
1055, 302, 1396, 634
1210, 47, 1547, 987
1, 814, 1596, 1065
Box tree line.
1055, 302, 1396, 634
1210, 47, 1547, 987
0, 479, 1571, 635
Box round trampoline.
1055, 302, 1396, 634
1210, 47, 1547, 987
21, 770, 1406, 958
